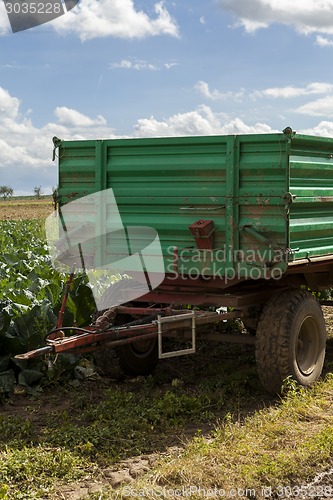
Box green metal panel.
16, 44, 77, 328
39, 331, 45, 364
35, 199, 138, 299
237, 134, 289, 279
289, 134, 333, 260
56, 132, 333, 280
104, 136, 228, 277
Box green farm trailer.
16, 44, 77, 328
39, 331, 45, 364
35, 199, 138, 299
18, 128, 333, 393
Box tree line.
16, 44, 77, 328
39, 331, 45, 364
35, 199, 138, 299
0, 186, 45, 199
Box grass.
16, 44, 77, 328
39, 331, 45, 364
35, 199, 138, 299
0, 447, 88, 499
0, 341, 262, 499
0, 340, 332, 499
117, 375, 333, 499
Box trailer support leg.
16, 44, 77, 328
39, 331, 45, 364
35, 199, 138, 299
157, 311, 196, 359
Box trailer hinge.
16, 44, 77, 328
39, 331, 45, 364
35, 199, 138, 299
52, 136, 62, 161
156, 311, 196, 359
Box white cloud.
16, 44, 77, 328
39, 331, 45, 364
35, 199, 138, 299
2, 84, 333, 195
0, 0, 179, 39
0, 2, 10, 34
316, 35, 333, 46
299, 120, 333, 136
0, 139, 28, 166
111, 59, 178, 71
54, 107, 107, 127
253, 82, 333, 99
195, 81, 244, 101
218, 0, 333, 37
296, 96, 333, 117
200, 16, 206, 25
110, 59, 158, 71
0, 87, 20, 118
134, 104, 275, 137
52, 0, 179, 41
164, 62, 178, 69
0, 86, 116, 189
0, 89, 276, 182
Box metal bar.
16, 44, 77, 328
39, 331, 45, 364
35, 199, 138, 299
166, 331, 256, 345
320, 301, 333, 306
116, 306, 168, 315
115, 306, 191, 316
288, 255, 333, 266
15, 345, 53, 360
180, 206, 224, 211
139, 287, 285, 307
225, 135, 240, 277
95, 140, 107, 269
56, 271, 75, 329
158, 312, 196, 324
173, 246, 178, 274
15, 309, 245, 360
195, 311, 241, 325
158, 311, 196, 359
291, 196, 333, 203
242, 225, 281, 251
50, 324, 158, 353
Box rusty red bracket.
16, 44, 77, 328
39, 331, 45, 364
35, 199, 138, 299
56, 270, 75, 329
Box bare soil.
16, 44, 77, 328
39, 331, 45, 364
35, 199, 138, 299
0, 198, 54, 220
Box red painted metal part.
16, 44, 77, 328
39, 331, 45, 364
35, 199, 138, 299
50, 324, 157, 354
56, 271, 74, 329
15, 308, 241, 360
188, 219, 215, 250
116, 306, 173, 316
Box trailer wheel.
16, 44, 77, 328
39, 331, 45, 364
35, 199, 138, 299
255, 289, 326, 394
116, 334, 158, 377
242, 305, 262, 335
94, 313, 158, 379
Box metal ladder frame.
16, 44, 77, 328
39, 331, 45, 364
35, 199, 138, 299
157, 311, 196, 359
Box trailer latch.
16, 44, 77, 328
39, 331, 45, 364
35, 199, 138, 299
188, 219, 215, 250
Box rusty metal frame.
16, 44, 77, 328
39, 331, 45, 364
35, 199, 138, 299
157, 311, 196, 359
15, 307, 246, 361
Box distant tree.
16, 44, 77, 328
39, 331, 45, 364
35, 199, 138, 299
33, 186, 43, 199
0, 185, 13, 200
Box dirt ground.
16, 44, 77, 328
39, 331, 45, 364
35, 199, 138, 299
1, 307, 333, 499
0, 198, 54, 220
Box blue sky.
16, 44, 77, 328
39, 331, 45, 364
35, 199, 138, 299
1, 0, 333, 195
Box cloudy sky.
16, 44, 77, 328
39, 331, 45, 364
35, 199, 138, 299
1, 0, 333, 194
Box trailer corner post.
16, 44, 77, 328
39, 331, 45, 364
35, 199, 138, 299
225, 135, 240, 279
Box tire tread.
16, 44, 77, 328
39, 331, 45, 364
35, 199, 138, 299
255, 289, 326, 394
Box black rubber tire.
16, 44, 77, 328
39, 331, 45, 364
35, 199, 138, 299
116, 337, 158, 376
255, 289, 326, 394
94, 339, 158, 378
94, 347, 126, 379
94, 312, 158, 379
